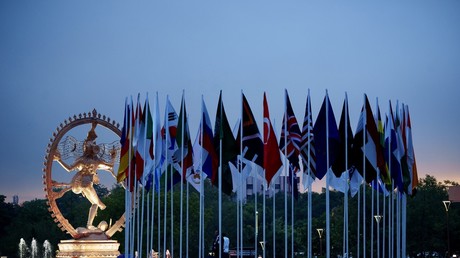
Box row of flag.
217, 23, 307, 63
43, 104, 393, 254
115, 90, 418, 198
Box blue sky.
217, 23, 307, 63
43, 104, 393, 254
1, 1, 459, 202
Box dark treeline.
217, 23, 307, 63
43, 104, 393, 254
1, 174, 458, 258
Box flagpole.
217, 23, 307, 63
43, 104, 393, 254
219, 91, 223, 258
170, 158, 174, 258
325, 90, 331, 258
390, 181, 393, 258
123, 98, 131, 258
273, 187, 276, 258
180, 92, 185, 258
133, 94, 142, 258
307, 90, 312, 258
254, 165, 258, 258
344, 92, 349, 258
363, 94, 367, 258
263, 171, 266, 258
158, 169, 161, 255
162, 93, 168, 258
377, 174, 380, 258
199, 95, 204, 258
402, 192, 407, 258
382, 182, 386, 258
139, 94, 150, 258
154, 93, 162, 257
371, 178, 375, 258
150, 173, 155, 256
128, 96, 135, 258
186, 172, 189, 258
239, 91, 243, 258
371, 97, 377, 258
200, 118, 205, 258
185, 112, 190, 258
357, 182, 360, 258
167, 95, 175, 258
283, 91, 288, 258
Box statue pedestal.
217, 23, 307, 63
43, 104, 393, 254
56, 239, 120, 258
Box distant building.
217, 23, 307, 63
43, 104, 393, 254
245, 174, 299, 198
13, 195, 19, 205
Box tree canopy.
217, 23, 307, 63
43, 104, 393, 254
0, 175, 458, 257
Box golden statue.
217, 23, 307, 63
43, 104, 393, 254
53, 122, 118, 231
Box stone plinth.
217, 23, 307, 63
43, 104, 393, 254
56, 239, 120, 258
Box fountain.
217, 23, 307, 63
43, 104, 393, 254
18, 238, 30, 258
43, 240, 53, 258
31, 238, 38, 258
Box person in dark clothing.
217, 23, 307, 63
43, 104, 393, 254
212, 230, 220, 258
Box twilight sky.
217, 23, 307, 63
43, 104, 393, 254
1, 1, 459, 203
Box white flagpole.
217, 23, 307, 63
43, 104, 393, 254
150, 173, 155, 255
357, 182, 361, 258
263, 172, 266, 258
238, 91, 243, 258
396, 189, 401, 258
157, 171, 161, 253
291, 172, 294, 258
307, 90, 312, 258
128, 96, 135, 258
283, 92, 288, 258
162, 92, 168, 258
371, 178, 375, 258
273, 187, 276, 258
199, 96, 204, 258
363, 94, 367, 258
147, 189, 151, 256
219, 140, 223, 258
167, 95, 175, 258
170, 155, 174, 258
377, 176, 380, 258
133, 94, 142, 258
122, 98, 130, 258
185, 112, 190, 258
180, 92, 185, 258
402, 194, 406, 258
382, 183, 386, 258
219, 93, 223, 258
375, 99, 380, 258
186, 173, 189, 258
344, 92, 349, 257
139, 94, 150, 258
155, 93, 162, 257
254, 168, 258, 258
325, 90, 331, 258
390, 182, 394, 258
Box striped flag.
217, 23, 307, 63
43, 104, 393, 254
300, 91, 316, 187
279, 89, 302, 171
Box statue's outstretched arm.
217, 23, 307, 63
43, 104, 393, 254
54, 151, 78, 172
98, 162, 117, 179
98, 148, 117, 178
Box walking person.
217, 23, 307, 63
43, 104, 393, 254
222, 233, 230, 258
212, 230, 220, 258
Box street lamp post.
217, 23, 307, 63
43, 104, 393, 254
317, 228, 324, 257
443, 201, 451, 257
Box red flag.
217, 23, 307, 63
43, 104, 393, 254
263, 93, 283, 187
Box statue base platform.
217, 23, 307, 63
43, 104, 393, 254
56, 239, 120, 258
